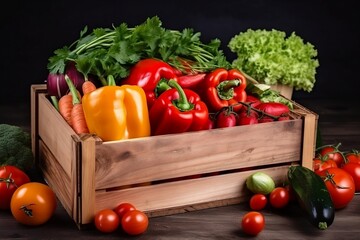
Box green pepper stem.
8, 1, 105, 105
216, 79, 240, 100
168, 79, 193, 111
155, 78, 173, 97
107, 75, 116, 86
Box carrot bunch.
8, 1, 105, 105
58, 77, 96, 134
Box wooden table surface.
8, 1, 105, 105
1, 98, 360, 239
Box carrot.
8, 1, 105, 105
65, 75, 89, 134
71, 104, 89, 134
58, 94, 73, 127
82, 80, 96, 95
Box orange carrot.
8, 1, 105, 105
65, 75, 89, 134
82, 80, 96, 95
71, 104, 89, 134
58, 94, 73, 127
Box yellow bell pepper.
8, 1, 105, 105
82, 76, 150, 141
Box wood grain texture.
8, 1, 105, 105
30, 85, 318, 227
2, 91, 359, 238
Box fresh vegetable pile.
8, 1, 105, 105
45, 17, 298, 141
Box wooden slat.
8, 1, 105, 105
30, 84, 47, 162
78, 135, 96, 225
37, 93, 75, 179
39, 140, 74, 218
94, 120, 303, 190
95, 165, 290, 215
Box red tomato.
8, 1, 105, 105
238, 110, 258, 125
318, 144, 344, 167
341, 163, 360, 192
122, 209, 149, 235
10, 182, 57, 226
317, 168, 355, 209
0, 165, 30, 210
345, 151, 360, 165
313, 157, 338, 174
249, 193, 267, 210
215, 108, 237, 128
269, 187, 290, 208
114, 202, 136, 220
94, 209, 120, 233
241, 211, 265, 236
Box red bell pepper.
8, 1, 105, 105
149, 80, 209, 136
121, 58, 208, 108
200, 68, 247, 112
121, 58, 178, 108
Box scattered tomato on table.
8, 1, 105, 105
316, 143, 345, 167
0, 165, 30, 210
10, 182, 57, 226
269, 187, 290, 209
249, 193, 267, 211
121, 209, 149, 235
345, 149, 360, 165
241, 211, 265, 236
317, 167, 355, 209
94, 209, 120, 233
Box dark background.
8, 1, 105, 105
1, 0, 359, 107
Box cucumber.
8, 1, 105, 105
287, 165, 335, 230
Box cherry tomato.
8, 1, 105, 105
313, 157, 338, 174
114, 202, 136, 220
215, 108, 237, 128
269, 187, 290, 209
0, 165, 30, 210
241, 211, 265, 236
249, 193, 267, 210
10, 182, 57, 226
317, 167, 355, 209
345, 150, 360, 165
94, 209, 120, 233
341, 162, 360, 192
318, 144, 344, 167
238, 109, 258, 125
122, 209, 149, 235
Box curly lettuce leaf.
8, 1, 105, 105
228, 29, 319, 92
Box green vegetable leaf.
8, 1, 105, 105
47, 16, 230, 83
228, 29, 319, 92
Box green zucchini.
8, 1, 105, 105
287, 165, 335, 230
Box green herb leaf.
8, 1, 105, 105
228, 29, 319, 92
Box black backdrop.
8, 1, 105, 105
1, 0, 359, 106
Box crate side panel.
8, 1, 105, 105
39, 140, 74, 217
38, 93, 75, 178
31, 84, 47, 161
95, 120, 302, 189
95, 165, 290, 216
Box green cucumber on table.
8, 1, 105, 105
287, 165, 335, 230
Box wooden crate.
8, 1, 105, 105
30, 84, 318, 229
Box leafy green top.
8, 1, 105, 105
228, 29, 319, 92
48, 16, 230, 84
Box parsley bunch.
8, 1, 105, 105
48, 16, 230, 85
